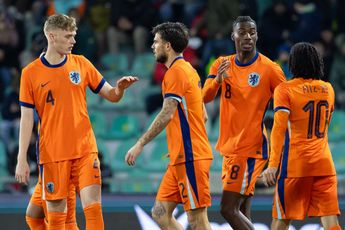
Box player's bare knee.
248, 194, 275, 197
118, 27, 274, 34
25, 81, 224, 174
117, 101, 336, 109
80, 184, 101, 208
46, 199, 67, 213
26, 202, 45, 218
151, 203, 169, 225
220, 205, 237, 220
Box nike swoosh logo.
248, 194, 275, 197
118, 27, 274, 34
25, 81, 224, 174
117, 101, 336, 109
226, 181, 235, 185
41, 81, 50, 87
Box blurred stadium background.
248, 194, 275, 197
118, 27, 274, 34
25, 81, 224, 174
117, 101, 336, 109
0, 0, 344, 229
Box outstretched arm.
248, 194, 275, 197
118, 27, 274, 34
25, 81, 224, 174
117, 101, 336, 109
125, 98, 178, 165
99, 76, 138, 102
15, 107, 34, 185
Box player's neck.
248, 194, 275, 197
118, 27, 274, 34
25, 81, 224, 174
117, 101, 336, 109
165, 53, 183, 68
236, 50, 257, 64
44, 49, 67, 65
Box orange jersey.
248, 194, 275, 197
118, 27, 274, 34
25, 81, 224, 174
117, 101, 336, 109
203, 53, 285, 159
162, 57, 213, 165
270, 78, 336, 177
19, 54, 105, 164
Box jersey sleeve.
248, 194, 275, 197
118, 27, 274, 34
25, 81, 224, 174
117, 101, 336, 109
163, 67, 189, 102
202, 57, 222, 103
273, 83, 290, 113
269, 110, 289, 168
81, 56, 105, 94
269, 62, 286, 94
269, 83, 290, 167
19, 68, 35, 109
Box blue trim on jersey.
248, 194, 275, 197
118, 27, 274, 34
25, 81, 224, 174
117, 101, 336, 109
186, 161, 199, 204
235, 52, 259, 67
41, 55, 67, 68
36, 111, 41, 164
262, 133, 268, 160
177, 104, 199, 202
164, 93, 182, 100
92, 78, 106, 94
247, 158, 256, 186
169, 56, 184, 68
277, 129, 290, 214
274, 106, 290, 113
207, 75, 216, 79
19, 101, 35, 109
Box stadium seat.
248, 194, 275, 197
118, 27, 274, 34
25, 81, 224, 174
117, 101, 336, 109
142, 140, 169, 172
89, 110, 107, 139
106, 114, 140, 140
100, 53, 129, 74
130, 52, 155, 79
328, 110, 345, 142
208, 115, 219, 141
330, 142, 345, 174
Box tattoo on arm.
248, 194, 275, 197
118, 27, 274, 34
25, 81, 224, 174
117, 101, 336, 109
152, 202, 166, 219
138, 98, 177, 146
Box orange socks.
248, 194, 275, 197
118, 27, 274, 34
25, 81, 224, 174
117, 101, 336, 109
327, 225, 341, 230
26, 215, 46, 230
83, 203, 104, 230
47, 212, 67, 230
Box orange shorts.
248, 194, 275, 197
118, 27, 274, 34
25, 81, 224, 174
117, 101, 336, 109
30, 175, 77, 225
222, 155, 267, 196
156, 159, 212, 211
273, 175, 340, 220
41, 153, 101, 200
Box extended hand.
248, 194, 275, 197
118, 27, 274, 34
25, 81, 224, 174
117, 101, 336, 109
15, 160, 30, 185
261, 167, 278, 187
125, 142, 143, 166
116, 76, 139, 91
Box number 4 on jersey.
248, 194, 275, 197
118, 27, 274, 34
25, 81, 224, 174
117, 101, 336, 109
46, 90, 55, 105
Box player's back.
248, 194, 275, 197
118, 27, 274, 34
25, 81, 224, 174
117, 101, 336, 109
277, 78, 336, 177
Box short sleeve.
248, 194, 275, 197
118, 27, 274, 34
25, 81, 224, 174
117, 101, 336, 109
163, 67, 189, 102
273, 83, 290, 113
81, 56, 105, 94
19, 68, 35, 108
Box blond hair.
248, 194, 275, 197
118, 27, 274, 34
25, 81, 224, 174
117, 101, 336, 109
43, 14, 77, 34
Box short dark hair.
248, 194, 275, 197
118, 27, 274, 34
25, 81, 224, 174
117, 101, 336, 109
233, 16, 256, 29
289, 42, 324, 79
152, 22, 189, 53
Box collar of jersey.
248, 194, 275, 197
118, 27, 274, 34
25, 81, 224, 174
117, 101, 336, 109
169, 56, 184, 68
41, 55, 67, 68
235, 52, 259, 67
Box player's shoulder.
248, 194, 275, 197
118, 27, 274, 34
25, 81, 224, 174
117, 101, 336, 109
68, 54, 88, 62
258, 53, 281, 69
22, 57, 42, 74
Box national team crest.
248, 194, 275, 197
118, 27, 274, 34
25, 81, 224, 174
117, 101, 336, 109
248, 72, 260, 87
69, 71, 81, 85
46, 182, 54, 193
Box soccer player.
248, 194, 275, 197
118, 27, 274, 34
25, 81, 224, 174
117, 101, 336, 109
15, 14, 138, 229
261, 42, 341, 230
125, 22, 213, 230
202, 16, 285, 230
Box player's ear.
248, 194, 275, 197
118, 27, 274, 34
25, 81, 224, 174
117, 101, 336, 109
231, 33, 235, 41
